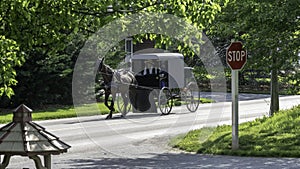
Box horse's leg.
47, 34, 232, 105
107, 90, 117, 119
120, 92, 128, 117
104, 93, 113, 119
110, 91, 116, 112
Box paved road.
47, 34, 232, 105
4, 94, 300, 168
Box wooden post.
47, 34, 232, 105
0, 155, 11, 169
44, 155, 51, 169
30, 155, 47, 169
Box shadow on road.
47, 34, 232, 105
64, 152, 300, 169
64, 113, 165, 124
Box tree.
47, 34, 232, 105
1, 0, 229, 106
208, 0, 300, 115
0, 0, 82, 100
0, 36, 24, 98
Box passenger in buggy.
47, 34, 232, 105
142, 60, 159, 76
137, 60, 168, 88
159, 64, 168, 88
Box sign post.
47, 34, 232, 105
226, 41, 247, 150
231, 70, 239, 150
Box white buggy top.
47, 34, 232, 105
130, 53, 185, 89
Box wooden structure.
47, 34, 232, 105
0, 104, 71, 169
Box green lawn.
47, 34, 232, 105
173, 98, 214, 106
173, 105, 300, 157
0, 103, 110, 124
0, 97, 213, 124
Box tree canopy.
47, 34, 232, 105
0, 0, 228, 107
1, 0, 298, 110
208, 0, 300, 114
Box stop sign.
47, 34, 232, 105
226, 42, 247, 70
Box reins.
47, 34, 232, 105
99, 66, 136, 88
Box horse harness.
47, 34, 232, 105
101, 69, 129, 90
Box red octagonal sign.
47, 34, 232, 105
226, 42, 247, 70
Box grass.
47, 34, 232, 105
173, 98, 214, 106
0, 97, 213, 124
0, 103, 110, 124
173, 105, 300, 157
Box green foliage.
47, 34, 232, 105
208, 0, 300, 113
215, 0, 299, 70
1, 0, 81, 51
174, 105, 300, 157
3, 0, 298, 108
6, 34, 87, 107
11, 53, 75, 106
0, 0, 82, 99
210, 0, 299, 71
0, 0, 228, 106
0, 36, 24, 98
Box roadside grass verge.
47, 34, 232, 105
173, 98, 214, 106
0, 103, 110, 124
173, 105, 300, 157
0, 97, 214, 124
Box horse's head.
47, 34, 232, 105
97, 57, 109, 73
97, 57, 114, 84
97, 57, 105, 73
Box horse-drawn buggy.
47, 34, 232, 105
98, 53, 200, 119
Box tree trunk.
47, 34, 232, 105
270, 57, 279, 116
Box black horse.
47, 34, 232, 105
97, 58, 137, 119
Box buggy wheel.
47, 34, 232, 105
158, 87, 173, 115
185, 87, 200, 112
116, 93, 131, 117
